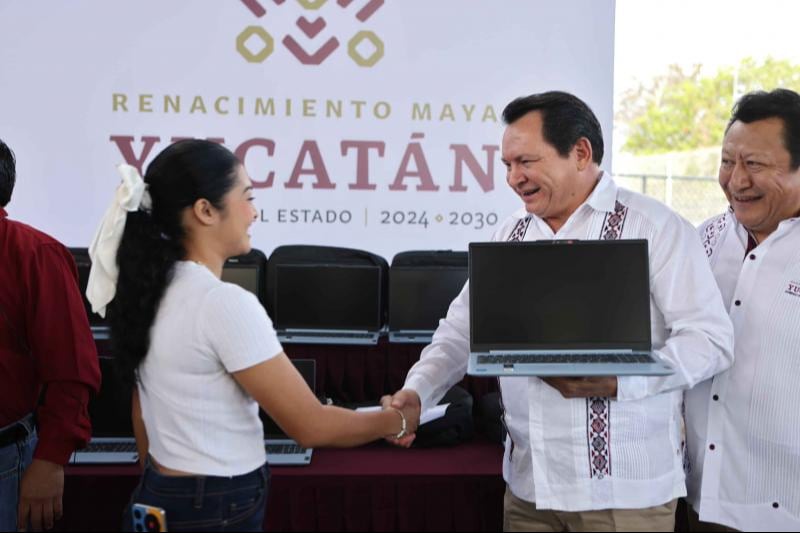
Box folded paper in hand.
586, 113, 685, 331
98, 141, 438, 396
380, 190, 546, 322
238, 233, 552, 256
356, 404, 450, 426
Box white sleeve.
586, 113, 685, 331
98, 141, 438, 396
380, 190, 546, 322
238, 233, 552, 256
616, 214, 735, 401
403, 280, 471, 413
199, 284, 284, 373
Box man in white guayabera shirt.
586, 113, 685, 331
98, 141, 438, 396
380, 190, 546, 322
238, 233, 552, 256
381, 91, 735, 532
686, 88, 800, 533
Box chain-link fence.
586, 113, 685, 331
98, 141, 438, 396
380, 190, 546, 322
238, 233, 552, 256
613, 173, 729, 226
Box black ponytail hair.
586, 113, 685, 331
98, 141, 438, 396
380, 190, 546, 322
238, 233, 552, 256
109, 139, 240, 388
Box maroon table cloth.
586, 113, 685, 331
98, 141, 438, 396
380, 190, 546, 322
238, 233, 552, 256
60, 440, 505, 531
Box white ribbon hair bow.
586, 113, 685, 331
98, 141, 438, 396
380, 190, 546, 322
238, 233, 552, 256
86, 163, 153, 318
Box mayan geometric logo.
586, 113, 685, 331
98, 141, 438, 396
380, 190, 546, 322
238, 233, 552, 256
237, 0, 385, 67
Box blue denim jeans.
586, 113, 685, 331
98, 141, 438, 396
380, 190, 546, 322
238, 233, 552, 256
122, 461, 270, 532
0, 420, 37, 532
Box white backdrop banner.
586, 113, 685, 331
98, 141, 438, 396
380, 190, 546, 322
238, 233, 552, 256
0, 0, 615, 260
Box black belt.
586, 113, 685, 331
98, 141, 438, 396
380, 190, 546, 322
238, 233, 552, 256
0, 413, 35, 448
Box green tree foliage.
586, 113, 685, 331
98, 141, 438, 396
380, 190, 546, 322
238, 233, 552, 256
619, 57, 800, 154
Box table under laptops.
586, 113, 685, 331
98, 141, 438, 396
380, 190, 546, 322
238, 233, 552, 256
60, 438, 505, 532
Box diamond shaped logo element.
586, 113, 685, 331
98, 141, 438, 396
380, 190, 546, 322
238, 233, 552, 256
237, 26, 275, 63
348, 30, 383, 67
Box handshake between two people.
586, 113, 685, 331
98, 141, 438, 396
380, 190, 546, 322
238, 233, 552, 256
376, 377, 618, 449
380, 389, 422, 448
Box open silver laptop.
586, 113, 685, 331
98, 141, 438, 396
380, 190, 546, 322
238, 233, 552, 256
71, 357, 138, 464
274, 264, 383, 345
467, 240, 674, 377
388, 266, 468, 343
261, 359, 317, 466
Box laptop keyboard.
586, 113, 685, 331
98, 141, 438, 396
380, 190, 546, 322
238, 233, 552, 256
265, 443, 308, 455
82, 442, 137, 453
478, 353, 655, 364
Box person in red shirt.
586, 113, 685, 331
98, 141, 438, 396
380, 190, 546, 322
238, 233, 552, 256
0, 139, 101, 531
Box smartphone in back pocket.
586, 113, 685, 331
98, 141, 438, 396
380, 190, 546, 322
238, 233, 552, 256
131, 503, 168, 532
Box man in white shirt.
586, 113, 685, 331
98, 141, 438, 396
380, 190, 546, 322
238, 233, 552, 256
686, 88, 800, 532
382, 91, 735, 532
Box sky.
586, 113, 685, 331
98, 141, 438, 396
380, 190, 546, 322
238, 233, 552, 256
613, 0, 800, 171
615, 0, 800, 95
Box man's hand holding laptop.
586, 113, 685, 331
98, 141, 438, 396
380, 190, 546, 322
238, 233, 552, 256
542, 377, 617, 399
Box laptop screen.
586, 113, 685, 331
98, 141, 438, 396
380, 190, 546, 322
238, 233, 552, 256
274, 264, 381, 331
389, 267, 468, 332
469, 240, 652, 351
221, 265, 260, 296
90, 357, 134, 438
260, 359, 316, 439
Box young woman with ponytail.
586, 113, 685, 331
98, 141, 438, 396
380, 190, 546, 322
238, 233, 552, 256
86, 140, 415, 532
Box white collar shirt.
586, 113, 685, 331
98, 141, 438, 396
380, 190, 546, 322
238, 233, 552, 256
686, 211, 800, 531
405, 173, 734, 511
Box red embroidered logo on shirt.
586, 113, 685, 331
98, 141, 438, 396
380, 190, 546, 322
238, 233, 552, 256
786, 281, 800, 297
